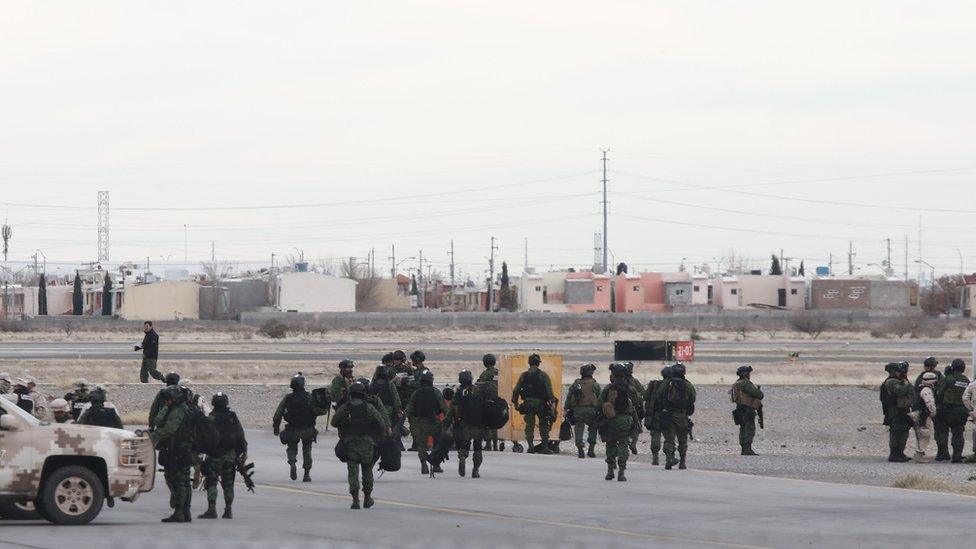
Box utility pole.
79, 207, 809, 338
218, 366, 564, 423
885, 237, 892, 277
524, 238, 528, 273
449, 240, 456, 311
370, 247, 375, 278
389, 244, 396, 278
904, 235, 909, 281
601, 149, 609, 274
418, 250, 425, 308
183, 224, 188, 263
488, 236, 498, 312
847, 241, 855, 275
828, 253, 833, 277
97, 191, 109, 262
917, 215, 923, 283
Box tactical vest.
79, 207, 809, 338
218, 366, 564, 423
412, 386, 439, 418
284, 391, 315, 428
14, 390, 33, 414
369, 379, 395, 408
87, 405, 120, 428
612, 383, 634, 413
942, 375, 970, 405
519, 368, 546, 400
573, 378, 598, 408
213, 410, 240, 451
732, 379, 761, 409
341, 401, 374, 437
888, 379, 912, 409
457, 386, 484, 426
665, 379, 689, 410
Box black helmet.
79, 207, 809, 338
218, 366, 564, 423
459, 370, 474, 385
382, 352, 394, 365
609, 363, 628, 377
736, 365, 753, 377
339, 359, 355, 372
374, 365, 389, 380
897, 362, 910, 375
349, 381, 366, 396
623, 362, 634, 375
884, 362, 899, 374
528, 353, 542, 366
661, 366, 673, 378
483, 353, 497, 367
419, 370, 434, 385
290, 373, 306, 390
161, 386, 181, 402
443, 386, 455, 400
164, 372, 181, 386
580, 363, 596, 376
90, 387, 106, 403
212, 392, 229, 408
410, 350, 426, 363
671, 363, 687, 377
356, 377, 371, 391
392, 349, 406, 361
951, 359, 966, 373
923, 356, 938, 368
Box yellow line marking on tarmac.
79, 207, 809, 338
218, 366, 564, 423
255, 482, 772, 549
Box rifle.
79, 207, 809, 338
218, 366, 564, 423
757, 404, 765, 430
236, 454, 255, 493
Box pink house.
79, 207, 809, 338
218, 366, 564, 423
564, 272, 612, 312
615, 272, 692, 312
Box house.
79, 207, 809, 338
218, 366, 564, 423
371, 277, 412, 311
713, 274, 805, 310
517, 271, 569, 312
272, 272, 356, 313
691, 273, 712, 305
199, 279, 270, 320
964, 274, 976, 317
564, 272, 611, 312
809, 278, 918, 311
120, 281, 200, 320
614, 272, 696, 312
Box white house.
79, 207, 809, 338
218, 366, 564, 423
273, 272, 357, 312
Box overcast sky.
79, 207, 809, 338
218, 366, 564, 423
1, 1, 974, 282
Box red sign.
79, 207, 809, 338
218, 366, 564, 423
673, 340, 695, 362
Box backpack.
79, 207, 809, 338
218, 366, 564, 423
601, 386, 620, 420
572, 379, 598, 408
190, 405, 219, 455
284, 391, 314, 428
378, 435, 401, 472
482, 396, 510, 429
519, 369, 546, 400
411, 386, 439, 418
665, 379, 687, 409
213, 411, 241, 452
457, 386, 484, 426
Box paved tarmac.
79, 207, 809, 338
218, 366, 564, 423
1, 428, 973, 548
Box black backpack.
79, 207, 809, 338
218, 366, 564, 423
284, 391, 314, 428
213, 411, 241, 452
457, 387, 484, 426
377, 436, 401, 472
189, 406, 219, 455
482, 396, 510, 429
666, 379, 687, 409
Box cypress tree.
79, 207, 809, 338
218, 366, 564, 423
37, 273, 47, 316
798, 261, 806, 276
770, 254, 783, 275
101, 276, 113, 316
72, 271, 83, 315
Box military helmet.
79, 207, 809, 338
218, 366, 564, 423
410, 350, 426, 363
483, 353, 497, 367
392, 349, 406, 361
290, 373, 306, 390
923, 356, 938, 368
349, 381, 366, 396
419, 369, 434, 384
90, 387, 107, 403
443, 386, 455, 400
623, 362, 634, 375
609, 363, 628, 377
73, 378, 90, 389
212, 392, 229, 408
339, 359, 355, 371
951, 359, 966, 373
49, 398, 70, 413
374, 365, 389, 380
580, 363, 597, 376
528, 353, 542, 366
381, 352, 394, 365
897, 362, 910, 375
661, 366, 673, 378
356, 377, 371, 391
161, 385, 181, 402
164, 372, 181, 386
458, 370, 474, 385
921, 371, 939, 383
736, 365, 753, 376
671, 363, 687, 377
884, 362, 899, 374
0, 372, 10, 382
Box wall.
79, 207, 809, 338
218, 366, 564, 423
691, 276, 710, 305
868, 280, 914, 309
121, 281, 200, 320
371, 279, 412, 311
564, 279, 594, 305
664, 282, 693, 307
517, 275, 547, 312
810, 279, 915, 310
274, 273, 356, 313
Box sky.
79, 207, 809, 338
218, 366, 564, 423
1, 1, 974, 283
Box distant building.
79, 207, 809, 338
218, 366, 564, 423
272, 272, 356, 313
809, 278, 917, 311
120, 281, 200, 320
199, 279, 270, 320
713, 274, 805, 310
964, 274, 976, 317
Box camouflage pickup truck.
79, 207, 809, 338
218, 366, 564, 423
0, 395, 155, 524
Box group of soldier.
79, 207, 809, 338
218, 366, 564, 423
881, 356, 976, 463
0, 374, 124, 428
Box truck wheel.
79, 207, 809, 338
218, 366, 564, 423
0, 500, 40, 520
38, 466, 104, 525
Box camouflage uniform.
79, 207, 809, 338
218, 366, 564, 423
64, 387, 90, 421
452, 382, 490, 477
477, 365, 499, 448
731, 377, 764, 454
644, 377, 666, 464
627, 375, 645, 454
201, 407, 246, 518
655, 375, 697, 469
332, 397, 388, 508
272, 389, 327, 479
330, 374, 353, 406
936, 371, 971, 462
884, 374, 914, 461
150, 402, 194, 521
914, 368, 945, 459
598, 380, 636, 480
76, 403, 124, 429
512, 366, 555, 450
406, 384, 448, 473
566, 375, 601, 456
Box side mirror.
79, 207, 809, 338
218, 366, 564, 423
0, 414, 21, 431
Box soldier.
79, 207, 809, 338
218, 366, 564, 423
0, 372, 11, 394
76, 387, 124, 429
477, 353, 500, 451
49, 398, 73, 423
21, 375, 47, 419
392, 350, 418, 449
599, 363, 637, 481
731, 365, 764, 456
357, 377, 388, 418
331, 381, 389, 509
962, 376, 976, 462
511, 353, 556, 454
405, 370, 448, 474
623, 362, 645, 455
453, 370, 488, 478
644, 366, 671, 465
330, 360, 356, 406
199, 392, 247, 520
566, 363, 600, 459
369, 365, 403, 429
655, 362, 696, 470
914, 357, 943, 458
64, 379, 91, 421
10, 377, 43, 418
150, 386, 195, 523
273, 373, 327, 482
135, 320, 164, 383
936, 359, 970, 462
149, 372, 181, 431
882, 362, 914, 462
381, 352, 395, 371
911, 371, 939, 462
410, 350, 427, 372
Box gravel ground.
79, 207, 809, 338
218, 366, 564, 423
38, 382, 976, 490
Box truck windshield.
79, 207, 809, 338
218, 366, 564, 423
0, 397, 41, 426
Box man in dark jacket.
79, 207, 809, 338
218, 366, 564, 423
136, 321, 164, 383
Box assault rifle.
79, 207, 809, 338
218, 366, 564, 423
757, 404, 765, 430
236, 454, 256, 493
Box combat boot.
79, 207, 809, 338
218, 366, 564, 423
629, 440, 638, 455
605, 463, 615, 480
289, 463, 297, 481
914, 451, 930, 463
183, 503, 192, 522
222, 504, 232, 519
161, 511, 185, 523
888, 454, 910, 462
577, 446, 585, 459
492, 439, 499, 451
965, 454, 976, 463
652, 453, 659, 466
741, 445, 758, 456
472, 455, 482, 479
587, 443, 596, 458
617, 463, 627, 482
537, 440, 553, 455
952, 450, 964, 464
472, 466, 480, 479
459, 457, 466, 477
421, 460, 429, 475
363, 493, 374, 509
526, 438, 536, 453
198, 502, 217, 519
351, 495, 360, 509
432, 464, 444, 473
665, 452, 677, 470
303, 468, 312, 482
678, 450, 687, 469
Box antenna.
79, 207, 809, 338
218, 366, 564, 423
97, 191, 109, 262
1, 220, 10, 262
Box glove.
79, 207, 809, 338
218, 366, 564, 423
273, 426, 280, 436
134, 345, 141, 351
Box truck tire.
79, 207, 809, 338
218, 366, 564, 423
0, 500, 40, 520
38, 466, 104, 525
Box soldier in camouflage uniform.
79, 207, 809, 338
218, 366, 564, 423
914, 357, 944, 459
882, 362, 914, 462
391, 350, 418, 449
731, 365, 764, 456
453, 370, 489, 478
369, 366, 402, 425
511, 353, 556, 454
477, 353, 500, 451
406, 370, 448, 474
599, 363, 637, 481
0, 372, 11, 394
48, 398, 72, 423
566, 363, 600, 458
64, 379, 91, 421
623, 362, 645, 455
332, 381, 390, 509
76, 387, 124, 429
149, 372, 181, 431
199, 392, 247, 519
644, 366, 670, 465
330, 360, 356, 407
654, 362, 696, 470
273, 373, 328, 482
151, 386, 195, 523
936, 359, 970, 462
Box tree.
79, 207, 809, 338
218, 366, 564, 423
340, 257, 383, 311
798, 261, 805, 276
101, 276, 113, 316
790, 311, 831, 339
410, 275, 418, 295
72, 271, 83, 315
37, 273, 47, 316
498, 262, 516, 311
770, 254, 783, 275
